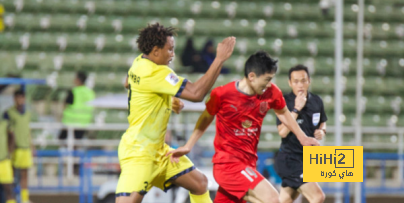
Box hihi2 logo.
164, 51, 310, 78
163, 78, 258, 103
303, 146, 363, 182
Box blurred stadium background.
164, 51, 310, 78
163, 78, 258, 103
0, 0, 403, 203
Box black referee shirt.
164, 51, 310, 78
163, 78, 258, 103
276, 92, 327, 154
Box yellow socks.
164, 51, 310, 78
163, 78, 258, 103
21, 189, 29, 203
6, 200, 17, 203
189, 190, 212, 203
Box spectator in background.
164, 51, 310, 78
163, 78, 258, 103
181, 38, 206, 73
3, 90, 32, 203
201, 40, 215, 66
0, 4, 4, 32
181, 38, 198, 67
201, 39, 230, 74
59, 71, 95, 140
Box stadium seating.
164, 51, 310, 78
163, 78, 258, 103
1, 0, 403, 146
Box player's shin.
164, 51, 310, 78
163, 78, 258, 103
189, 190, 212, 203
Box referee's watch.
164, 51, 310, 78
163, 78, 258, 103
292, 108, 300, 114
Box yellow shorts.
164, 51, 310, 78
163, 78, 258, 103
116, 140, 195, 196
12, 148, 33, 169
0, 159, 14, 184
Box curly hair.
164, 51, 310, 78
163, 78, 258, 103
137, 23, 177, 55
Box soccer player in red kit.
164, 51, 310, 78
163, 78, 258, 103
167, 51, 319, 203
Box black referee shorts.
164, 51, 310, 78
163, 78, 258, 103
274, 151, 307, 190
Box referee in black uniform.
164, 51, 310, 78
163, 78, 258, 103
275, 65, 327, 203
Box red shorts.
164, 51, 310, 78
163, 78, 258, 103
213, 162, 265, 203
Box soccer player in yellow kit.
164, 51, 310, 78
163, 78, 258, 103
0, 118, 16, 203
4, 90, 33, 203
115, 23, 236, 203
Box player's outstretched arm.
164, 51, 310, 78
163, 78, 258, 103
277, 111, 299, 138
166, 110, 214, 163
274, 106, 320, 146
179, 37, 236, 102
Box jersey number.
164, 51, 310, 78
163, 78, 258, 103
128, 84, 132, 115
241, 167, 258, 182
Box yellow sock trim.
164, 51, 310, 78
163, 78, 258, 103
6, 200, 17, 203
21, 189, 29, 202
189, 190, 212, 203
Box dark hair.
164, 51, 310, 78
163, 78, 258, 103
14, 89, 25, 97
137, 23, 177, 55
76, 71, 87, 84
244, 51, 278, 78
288, 64, 310, 80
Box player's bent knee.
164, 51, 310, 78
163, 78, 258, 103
187, 172, 209, 195
313, 192, 325, 203
308, 191, 325, 203
194, 174, 208, 194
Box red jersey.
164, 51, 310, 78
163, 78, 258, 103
206, 81, 286, 167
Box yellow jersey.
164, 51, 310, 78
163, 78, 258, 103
0, 4, 4, 32
122, 54, 187, 157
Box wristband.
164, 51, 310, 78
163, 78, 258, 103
292, 108, 300, 114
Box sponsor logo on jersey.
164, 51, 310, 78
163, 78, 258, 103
241, 119, 252, 128
313, 113, 320, 126
234, 128, 258, 136
234, 129, 246, 136
165, 73, 179, 86
230, 104, 238, 111
297, 119, 304, 124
